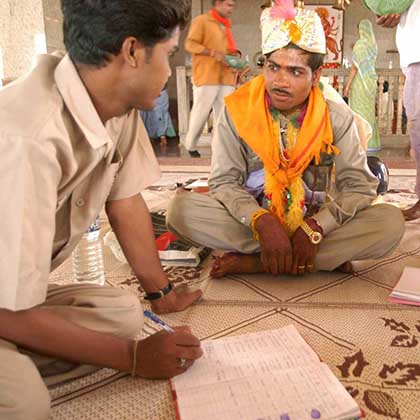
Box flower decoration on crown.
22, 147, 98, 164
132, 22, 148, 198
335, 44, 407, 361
270, 0, 302, 44
261, 0, 326, 55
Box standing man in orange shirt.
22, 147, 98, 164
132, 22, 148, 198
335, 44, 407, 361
183, 0, 237, 157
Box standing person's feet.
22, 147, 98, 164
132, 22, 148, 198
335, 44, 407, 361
159, 135, 168, 147
402, 199, 420, 221
188, 150, 201, 158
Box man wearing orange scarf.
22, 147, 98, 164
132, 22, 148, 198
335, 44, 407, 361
183, 0, 237, 157
168, 2, 404, 277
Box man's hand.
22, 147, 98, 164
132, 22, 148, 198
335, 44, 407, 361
376, 13, 401, 28
211, 50, 230, 66
213, 51, 226, 63
151, 289, 202, 315
290, 218, 322, 275
106, 195, 201, 315
136, 326, 202, 379
343, 85, 350, 98
255, 213, 293, 275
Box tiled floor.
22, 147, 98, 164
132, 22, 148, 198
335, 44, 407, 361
151, 134, 418, 210
153, 136, 211, 166
153, 136, 416, 170
142, 165, 417, 214
51, 139, 420, 420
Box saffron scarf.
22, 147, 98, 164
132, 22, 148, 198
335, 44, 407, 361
225, 75, 338, 235
210, 9, 237, 53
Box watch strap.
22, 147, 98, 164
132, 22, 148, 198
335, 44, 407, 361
144, 283, 173, 301
300, 220, 323, 244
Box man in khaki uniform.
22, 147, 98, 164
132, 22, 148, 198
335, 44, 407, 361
167, 4, 405, 278
183, 0, 237, 156
0, 1, 202, 419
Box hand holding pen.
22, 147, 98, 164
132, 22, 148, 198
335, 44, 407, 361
144, 310, 175, 332
133, 310, 203, 379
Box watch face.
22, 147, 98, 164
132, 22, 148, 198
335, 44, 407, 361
311, 232, 323, 244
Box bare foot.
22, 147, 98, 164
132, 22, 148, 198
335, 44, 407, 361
402, 199, 420, 221
159, 136, 168, 147
336, 261, 354, 274
210, 253, 264, 278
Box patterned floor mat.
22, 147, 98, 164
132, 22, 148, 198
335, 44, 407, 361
48, 169, 420, 420
48, 217, 420, 420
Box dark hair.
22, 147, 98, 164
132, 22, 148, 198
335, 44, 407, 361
62, 0, 191, 67
265, 43, 325, 72
260, 0, 271, 9
212, 0, 231, 6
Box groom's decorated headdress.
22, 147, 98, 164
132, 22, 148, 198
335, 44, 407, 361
261, 0, 326, 55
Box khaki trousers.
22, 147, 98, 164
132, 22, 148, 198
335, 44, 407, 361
0, 284, 143, 420
184, 85, 235, 152
167, 190, 405, 271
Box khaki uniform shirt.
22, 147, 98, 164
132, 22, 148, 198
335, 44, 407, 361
185, 12, 236, 87
209, 100, 378, 235
0, 54, 160, 311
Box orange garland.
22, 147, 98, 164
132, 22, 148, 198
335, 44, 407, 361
225, 75, 339, 235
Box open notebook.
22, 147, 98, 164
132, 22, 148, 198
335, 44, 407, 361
389, 266, 420, 306
171, 325, 361, 420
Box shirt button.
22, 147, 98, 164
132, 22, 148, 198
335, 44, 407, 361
240, 216, 246, 224
76, 198, 85, 207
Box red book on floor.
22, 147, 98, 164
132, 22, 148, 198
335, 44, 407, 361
155, 232, 178, 251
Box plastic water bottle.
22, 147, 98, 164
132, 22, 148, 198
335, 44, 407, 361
72, 215, 105, 285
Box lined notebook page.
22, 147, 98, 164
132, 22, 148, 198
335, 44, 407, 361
172, 325, 360, 420
173, 325, 320, 390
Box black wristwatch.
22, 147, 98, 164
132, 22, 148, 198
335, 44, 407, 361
144, 283, 173, 301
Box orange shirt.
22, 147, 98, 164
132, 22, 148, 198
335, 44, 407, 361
185, 12, 236, 87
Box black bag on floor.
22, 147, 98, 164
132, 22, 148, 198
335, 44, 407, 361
367, 156, 389, 195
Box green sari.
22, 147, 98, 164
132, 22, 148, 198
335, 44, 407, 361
350, 19, 380, 153
363, 0, 414, 15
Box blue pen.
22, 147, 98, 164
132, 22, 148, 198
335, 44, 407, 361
143, 310, 175, 332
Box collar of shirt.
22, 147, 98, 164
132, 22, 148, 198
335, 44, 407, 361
207, 11, 222, 25
54, 54, 113, 156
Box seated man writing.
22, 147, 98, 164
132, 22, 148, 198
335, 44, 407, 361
0, 1, 202, 419
167, 3, 404, 278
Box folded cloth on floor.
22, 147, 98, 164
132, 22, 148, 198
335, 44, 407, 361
104, 211, 211, 267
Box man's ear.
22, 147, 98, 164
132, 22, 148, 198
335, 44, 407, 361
120, 37, 144, 68
312, 67, 323, 86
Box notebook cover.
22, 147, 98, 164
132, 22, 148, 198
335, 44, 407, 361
169, 380, 182, 420
390, 266, 420, 302
388, 296, 420, 307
